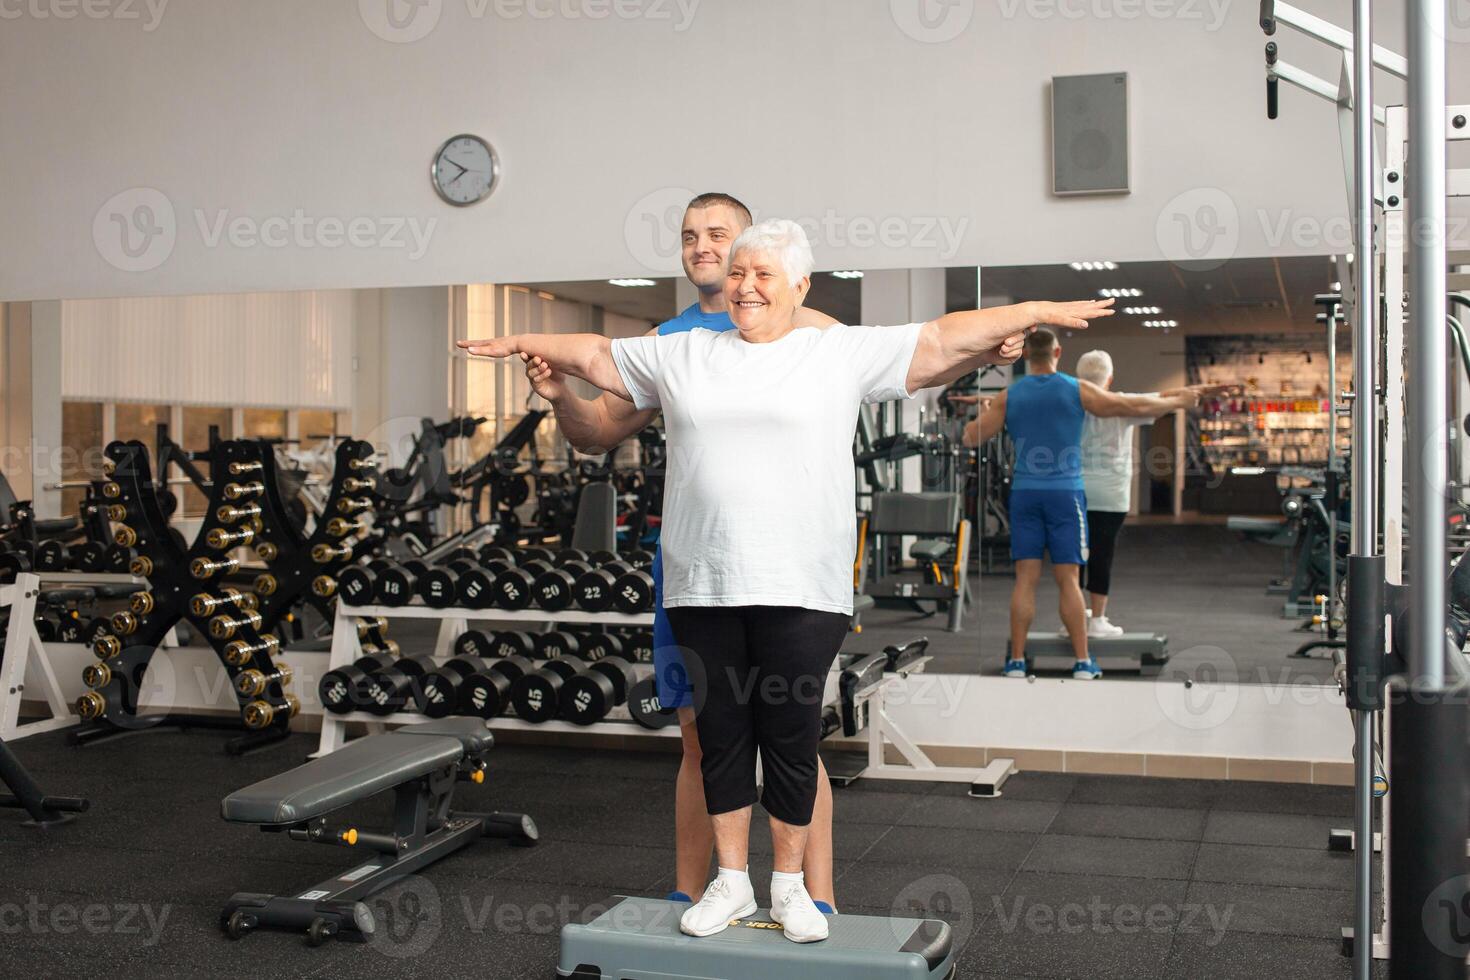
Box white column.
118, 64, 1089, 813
28, 302, 63, 519
860, 268, 947, 491
372, 286, 453, 471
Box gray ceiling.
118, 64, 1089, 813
518, 255, 1337, 337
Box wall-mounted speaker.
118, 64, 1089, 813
1051, 72, 1130, 196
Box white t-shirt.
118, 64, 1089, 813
1080, 394, 1156, 513
611, 323, 923, 614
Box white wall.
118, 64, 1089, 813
3, 0, 1463, 303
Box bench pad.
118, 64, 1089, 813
222, 718, 492, 826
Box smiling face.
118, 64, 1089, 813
681, 204, 748, 293
724, 247, 810, 337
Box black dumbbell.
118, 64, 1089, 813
519, 546, 556, 565
623, 549, 654, 570
0, 548, 34, 585
579, 632, 625, 662
416, 656, 489, 717
374, 560, 428, 606
622, 630, 655, 664
509, 658, 580, 723
318, 652, 397, 714
555, 548, 589, 567
81, 616, 112, 649
35, 540, 72, 572
455, 562, 504, 610
478, 544, 516, 566
534, 630, 582, 660
458, 654, 533, 719
339, 559, 395, 606
34, 612, 60, 642
490, 630, 537, 659
55, 608, 85, 643
75, 541, 109, 573
104, 545, 135, 574
493, 559, 554, 610
561, 657, 638, 725
628, 674, 679, 729
359, 653, 438, 716
612, 567, 656, 613
417, 559, 481, 608
572, 563, 620, 612
588, 549, 619, 566
453, 629, 497, 660
533, 560, 592, 612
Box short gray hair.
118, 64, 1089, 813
1076, 349, 1113, 385
729, 218, 814, 283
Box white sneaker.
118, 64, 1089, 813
769, 880, 829, 943
1088, 616, 1124, 638
1059, 611, 1093, 637
679, 876, 757, 937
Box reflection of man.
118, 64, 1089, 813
518, 193, 843, 913
964, 329, 1196, 678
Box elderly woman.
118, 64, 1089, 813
1075, 350, 1205, 634
460, 219, 1112, 943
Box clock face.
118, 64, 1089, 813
431, 134, 498, 206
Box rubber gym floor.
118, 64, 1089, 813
1, 723, 1373, 979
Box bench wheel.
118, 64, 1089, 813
224, 910, 254, 940
306, 916, 335, 947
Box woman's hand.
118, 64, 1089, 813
1024, 298, 1116, 330
458, 337, 520, 359
523, 353, 568, 401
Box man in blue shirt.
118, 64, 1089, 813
966, 329, 1192, 679
519, 192, 841, 911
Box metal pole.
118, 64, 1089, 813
1405, 0, 1446, 688
1348, 1, 1378, 975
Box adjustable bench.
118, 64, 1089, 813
219, 717, 537, 945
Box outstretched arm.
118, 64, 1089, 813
1079, 380, 1198, 418
962, 389, 1008, 447
906, 299, 1115, 392
459, 334, 632, 401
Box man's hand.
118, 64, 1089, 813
523, 353, 569, 402
985, 331, 1026, 364
458, 337, 520, 359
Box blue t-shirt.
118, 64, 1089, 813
1005, 373, 1086, 491
658, 302, 733, 336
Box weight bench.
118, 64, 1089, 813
219, 717, 537, 945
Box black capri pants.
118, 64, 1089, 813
664, 605, 849, 826
1082, 510, 1127, 596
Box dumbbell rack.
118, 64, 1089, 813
74, 440, 299, 751
247, 437, 388, 648
315, 600, 660, 755
0, 571, 151, 741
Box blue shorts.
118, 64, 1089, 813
651, 547, 694, 710
1010, 488, 1090, 565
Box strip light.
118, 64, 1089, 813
1098, 288, 1143, 298
1069, 261, 1118, 271
608, 278, 656, 287
831, 270, 865, 279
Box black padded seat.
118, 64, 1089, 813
221, 718, 491, 825
908, 539, 950, 561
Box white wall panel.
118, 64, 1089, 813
60, 290, 357, 409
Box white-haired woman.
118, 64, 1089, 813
459, 219, 1112, 943
1075, 350, 1202, 635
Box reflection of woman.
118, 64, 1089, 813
460, 219, 1112, 943
1075, 350, 1203, 634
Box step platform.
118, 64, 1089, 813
557, 897, 955, 979
1010, 632, 1169, 676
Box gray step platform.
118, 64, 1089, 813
558, 896, 954, 979
1010, 632, 1169, 675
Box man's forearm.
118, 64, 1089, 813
549, 391, 652, 454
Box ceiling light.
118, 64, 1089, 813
831, 270, 864, 279
1069, 261, 1118, 271
1123, 306, 1162, 315
1098, 288, 1143, 298
608, 278, 656, 287
1142, 319, 1178, 329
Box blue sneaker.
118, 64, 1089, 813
1072, 658, 1103, 680
813, 900, 835, 915
666, 891, 693, 904
1003, 658, 1027, 678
